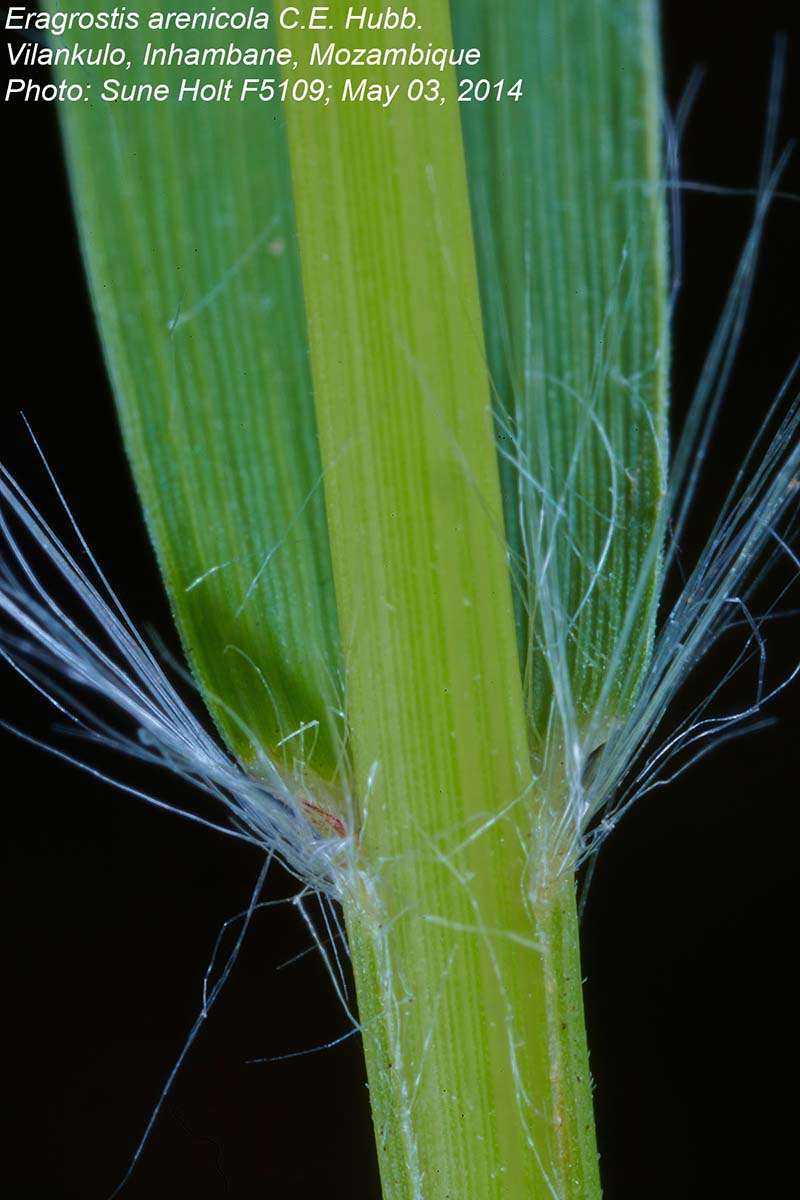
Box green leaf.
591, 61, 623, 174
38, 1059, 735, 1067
455, 0, 669, 748
52, 2, 342, 780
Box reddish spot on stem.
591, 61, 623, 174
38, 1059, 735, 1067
302, 797, 346, 838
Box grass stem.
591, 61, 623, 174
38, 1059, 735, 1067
281, 8, 601, 1197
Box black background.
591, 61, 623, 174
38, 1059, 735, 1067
3, 3, 799, 1197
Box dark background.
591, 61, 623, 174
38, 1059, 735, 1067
2, 4, 799, 1197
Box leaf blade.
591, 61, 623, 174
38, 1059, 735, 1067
52, 4, 342, 776
455, 0, 669, 746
